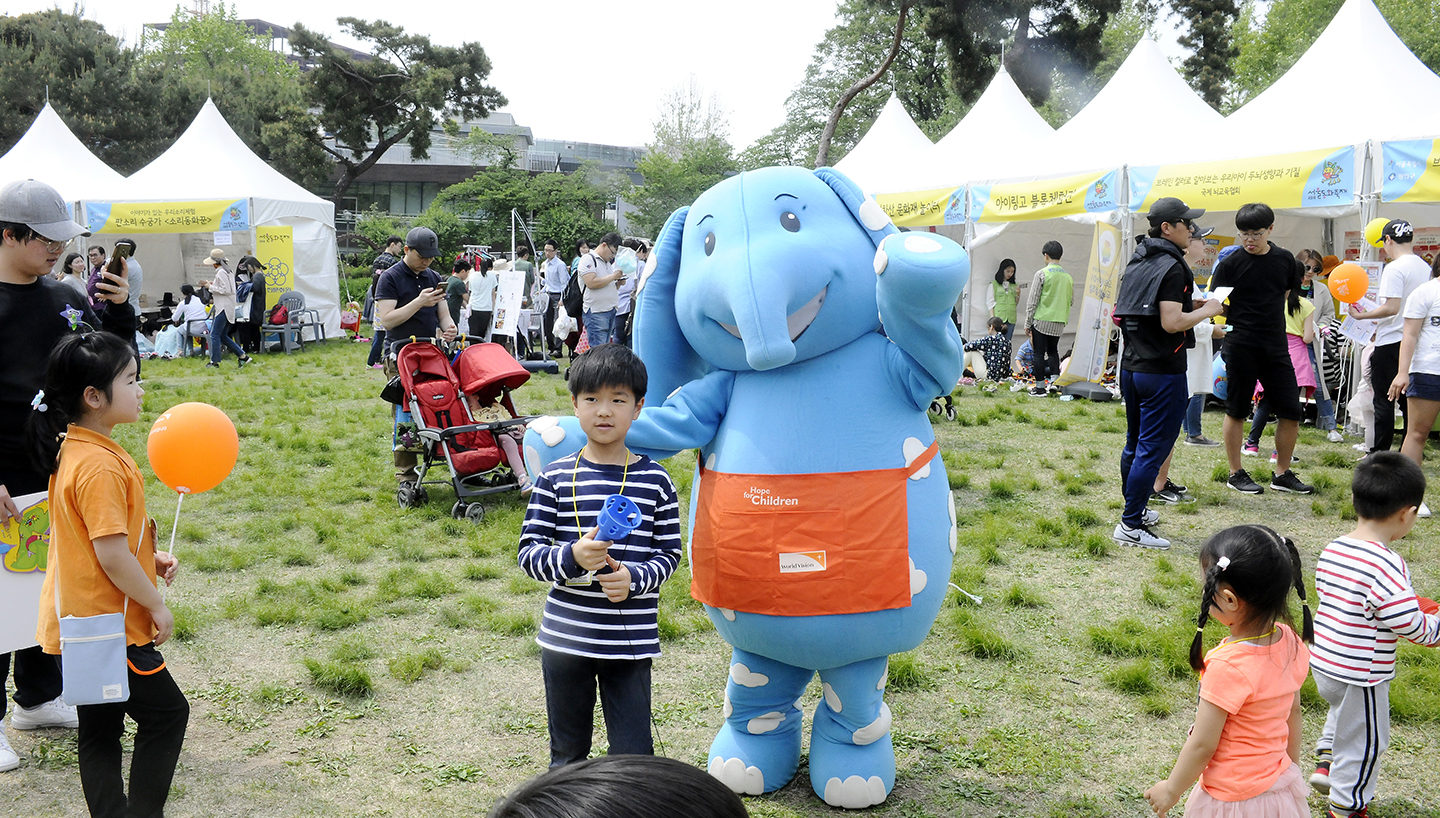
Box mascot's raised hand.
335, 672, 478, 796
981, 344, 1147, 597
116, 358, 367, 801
524, 166, 968, 808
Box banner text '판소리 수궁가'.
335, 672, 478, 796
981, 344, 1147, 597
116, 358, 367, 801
968, 169, 1121, 223
1129, 146, 1354, 213
1381, 139, 1440, 203
873, 186, 966, 228
85, 199, 250, 234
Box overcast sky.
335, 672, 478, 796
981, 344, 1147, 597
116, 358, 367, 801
7, 0, 841, 149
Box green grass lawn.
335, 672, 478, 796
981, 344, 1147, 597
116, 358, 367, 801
6, 339, 1440, 817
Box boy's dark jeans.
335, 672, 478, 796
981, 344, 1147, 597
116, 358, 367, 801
78, 664, 188, 818
541, 648, 652, 768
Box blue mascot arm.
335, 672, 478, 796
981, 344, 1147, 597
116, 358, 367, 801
627, 369, 735, 460
874, 232, 969, 410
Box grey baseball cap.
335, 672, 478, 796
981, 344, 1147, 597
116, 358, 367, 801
0, 179, 90, 241
405, 226, 440, 258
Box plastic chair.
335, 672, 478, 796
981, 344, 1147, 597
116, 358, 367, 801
181, 318, 210, 358
260, 297, 305, 353
280, 291, 326, 343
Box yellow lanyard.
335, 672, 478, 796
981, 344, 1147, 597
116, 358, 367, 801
1215, 626, 1277, 654
571, 447, 630, 536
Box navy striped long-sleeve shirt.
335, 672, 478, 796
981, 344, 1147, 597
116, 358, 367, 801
518, 453, 682, 660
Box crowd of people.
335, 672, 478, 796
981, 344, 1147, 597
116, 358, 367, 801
3, 171, 1439, 818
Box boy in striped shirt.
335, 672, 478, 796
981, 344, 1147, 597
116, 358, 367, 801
1310, 451, 1440, 817
518, 344, 682, 768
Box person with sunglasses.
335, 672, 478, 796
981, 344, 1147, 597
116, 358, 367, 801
0, 179, 135, 771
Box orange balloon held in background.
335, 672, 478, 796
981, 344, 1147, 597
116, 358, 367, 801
147, 402, 239, 494
1327, 263, 1370, 304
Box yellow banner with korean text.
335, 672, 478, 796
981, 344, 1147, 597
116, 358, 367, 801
1056, 221, 1122, 386
85, 199, 250, 234
1129, 146, 1355, 213
256, 226, 294, 295
969, 169, 1122, 223
872, 186, 965, 227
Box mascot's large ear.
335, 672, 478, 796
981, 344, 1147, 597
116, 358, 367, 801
633, 205, 710, 407
813, 167, 901, 249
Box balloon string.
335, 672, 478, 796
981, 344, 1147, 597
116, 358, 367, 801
163, 492, 184, 603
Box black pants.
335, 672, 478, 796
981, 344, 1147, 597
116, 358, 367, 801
1370, 341, 1407, 452
469, 311, 492, 340
1033, 330, 1061, 381
78, 660, 188, 818
235, 320, 261, 354
543, 294, 562, 354
540, 649, 652, 768
0, 646, 63, 720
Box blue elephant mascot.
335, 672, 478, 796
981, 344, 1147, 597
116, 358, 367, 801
523, 166, 968, 807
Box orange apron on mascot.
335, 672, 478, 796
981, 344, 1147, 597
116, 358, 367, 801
690, 441, 938, 617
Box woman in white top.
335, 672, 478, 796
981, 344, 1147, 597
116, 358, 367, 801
468, 255, 497, 339
1388, 253, 1440, 474
199, 249, 254, 368
59, 252, 89, 298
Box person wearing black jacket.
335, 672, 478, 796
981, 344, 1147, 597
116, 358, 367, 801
1111, 198, 1223, 550
0, 180, 137, 766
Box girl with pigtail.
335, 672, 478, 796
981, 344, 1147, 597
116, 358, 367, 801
29, 332, 188, 818
1143, 525, 1314, 818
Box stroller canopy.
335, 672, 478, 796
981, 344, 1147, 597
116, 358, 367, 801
457, 343, 531, 401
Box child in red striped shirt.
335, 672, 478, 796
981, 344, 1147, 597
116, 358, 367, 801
1309, 452, 1440, 818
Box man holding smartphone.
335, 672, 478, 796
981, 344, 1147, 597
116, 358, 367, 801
374, 226, 456, 484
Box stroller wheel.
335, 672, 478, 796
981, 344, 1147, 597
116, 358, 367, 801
464, 504, 485, 524
414, 486, 429, 505
928, 399, 942, 416
397, 482, 417, 509
946, 407, 958, 421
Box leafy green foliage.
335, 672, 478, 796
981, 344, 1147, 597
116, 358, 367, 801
304, 658, 374, 697
435, 162, 616, 260
289, 17, 506, 206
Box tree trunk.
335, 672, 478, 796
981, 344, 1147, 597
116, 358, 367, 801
815, 0, 915, 168
328, 126, 416, 212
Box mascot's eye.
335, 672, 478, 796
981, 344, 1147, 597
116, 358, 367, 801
780, 211, 801, 232
704, 232, 716, 256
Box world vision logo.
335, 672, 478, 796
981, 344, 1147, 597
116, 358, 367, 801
1321, 160, 1343, 186
779, 551, 826, 574
1093, 179, 1108, 198
228, 205, 243, 220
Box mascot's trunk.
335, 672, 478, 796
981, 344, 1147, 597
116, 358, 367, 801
725, 265, 798, 371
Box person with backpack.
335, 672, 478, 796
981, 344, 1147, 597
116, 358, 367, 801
578, 233, 626, 347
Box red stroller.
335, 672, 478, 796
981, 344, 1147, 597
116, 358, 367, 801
393, 339, 532, 521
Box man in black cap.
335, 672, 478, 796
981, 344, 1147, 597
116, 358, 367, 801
1111, 198, 1224, 549
374, 226, 456, 484
0, 179, 135, 768
1349, 218, 1429, 455
1210, 202, 1312, 495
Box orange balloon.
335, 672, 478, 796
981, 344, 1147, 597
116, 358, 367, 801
147, 402, 238, 494
1327, 263, 1369, 304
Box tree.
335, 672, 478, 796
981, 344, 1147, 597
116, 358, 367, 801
0, 10, 163, 173
289, 18, 507, 210
815, 1, 916, 167
628, 79, 739, 238
919, 0, 1124, 108
435, 163, 617, 261
1172, 0, 1237, 107
739, 0, 962, 169
1229, 0, 1440, 110
142, 3, 331, 187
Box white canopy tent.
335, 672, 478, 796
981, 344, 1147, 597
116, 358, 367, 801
0, 103, 128, 201
85, 99, 341, 337
927, 67, 1055, 192
833, 94, 935, 197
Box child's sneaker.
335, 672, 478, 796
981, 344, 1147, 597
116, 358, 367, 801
1325, 808, 1367, 818
9, 697, 78, 730
1242, 442, 1261, 456
1269, 450, 1301, 464
1309, 759, 1331, 794
1327, 429, 1345, 442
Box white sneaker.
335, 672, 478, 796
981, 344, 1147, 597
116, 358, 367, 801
1327, 429, 1344, 443
1113, 522, 1171, 549
1420, 502, 1432, 519
9, 697, 78, 730
1352, 443, 1369, 453
1142, 507, 1159, 526
0, 731, 17, 772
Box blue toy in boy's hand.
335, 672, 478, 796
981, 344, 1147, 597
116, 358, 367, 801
595, 494, 641, 542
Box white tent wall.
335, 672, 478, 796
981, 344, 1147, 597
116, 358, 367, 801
963, 217, 1106, 350
833, 94, 935, 196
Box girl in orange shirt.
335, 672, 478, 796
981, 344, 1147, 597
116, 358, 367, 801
30, 332, 186, 818
1144, 525, 1314, 818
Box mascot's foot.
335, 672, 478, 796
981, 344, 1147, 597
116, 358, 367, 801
809, 729, 895, 809
706, 714, 802, 795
